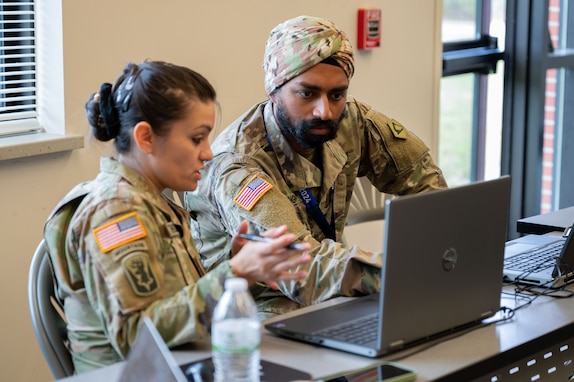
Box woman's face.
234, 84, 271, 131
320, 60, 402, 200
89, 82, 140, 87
147, 100, 215, 192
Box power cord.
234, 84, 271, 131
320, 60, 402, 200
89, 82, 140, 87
388, 265, 574, 362
388, 305, 515, 362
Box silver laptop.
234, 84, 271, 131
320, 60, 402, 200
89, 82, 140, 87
121, 316, 188, 382
265, 176, 511, 358
121, 316, 314, 382
503, 225, 574, 287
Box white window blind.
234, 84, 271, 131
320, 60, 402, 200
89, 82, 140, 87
0, 1, 38, 138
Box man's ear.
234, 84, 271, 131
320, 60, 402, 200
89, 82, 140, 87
132, 122, 154, 154
268, 90, 278, 103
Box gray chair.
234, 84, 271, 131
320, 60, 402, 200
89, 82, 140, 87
346, 177, 392, 226
28, 239, 75, 378
342, 178, 392, 247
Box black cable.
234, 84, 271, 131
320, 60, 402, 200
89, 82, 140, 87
501, 274, 574, 315
387, 306, 515, 362
388, 282, 574, 362
387, 259, 574, 362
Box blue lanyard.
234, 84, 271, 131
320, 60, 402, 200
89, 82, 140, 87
297, 187, 336, 240
266, 131, 336, 240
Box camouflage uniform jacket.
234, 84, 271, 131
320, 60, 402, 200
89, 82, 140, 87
185, 97, 446, 316
43, 157, 234, 374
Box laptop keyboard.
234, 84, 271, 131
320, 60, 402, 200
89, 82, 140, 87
314, 313, 378, 345
504, 241, 564, 273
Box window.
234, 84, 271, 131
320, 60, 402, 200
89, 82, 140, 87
439, 0, 506, 187
0, 0, 82, 161
0, 0, 39, 137
504, 0, 574, 224
441, 0, 574, 238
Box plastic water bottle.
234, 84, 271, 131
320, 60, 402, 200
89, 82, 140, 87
212, 278, 261, 382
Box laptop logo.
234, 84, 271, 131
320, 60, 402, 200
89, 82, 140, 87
442, 248, 458, 271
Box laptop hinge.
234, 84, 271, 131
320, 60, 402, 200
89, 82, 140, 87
389, 340, 405, 350
481, 310, 494, 318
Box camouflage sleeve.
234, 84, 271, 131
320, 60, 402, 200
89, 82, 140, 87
144, 261, 233, 347
72, 199, 234, 356
276, 239, 382, 306
210, 155, 381, 304
358, 104, 448, 194
211, 154, 311, 241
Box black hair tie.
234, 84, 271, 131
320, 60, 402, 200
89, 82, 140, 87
99, 83, 121, 139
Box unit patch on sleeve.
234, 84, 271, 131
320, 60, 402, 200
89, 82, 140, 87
93, 212, 147, 253
234, 174, 273, 211
388, 119, 408, 139
122, 252, 159, 296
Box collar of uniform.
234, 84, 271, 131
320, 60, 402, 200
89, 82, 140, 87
100, 156, 155, 194
101, 157, 169, 209
100, 156, 190, 229
263, 102, 347, 190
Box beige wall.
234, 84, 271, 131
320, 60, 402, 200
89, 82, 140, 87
1, 1, 441, 380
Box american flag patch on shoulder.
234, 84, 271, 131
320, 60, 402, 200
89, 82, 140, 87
93, 212, 147, 253
234, 174, 273, 211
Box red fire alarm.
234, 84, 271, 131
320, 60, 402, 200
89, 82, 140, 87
357, 8, 381, 49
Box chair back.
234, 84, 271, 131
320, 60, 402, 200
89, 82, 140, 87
342, 178, 392, 248
28, 239, 75, 378
346, 177, 392, 226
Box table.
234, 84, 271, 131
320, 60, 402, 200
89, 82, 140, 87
57, 282, 574, 382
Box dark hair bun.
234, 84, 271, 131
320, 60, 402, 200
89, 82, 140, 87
85, 83, 121, 142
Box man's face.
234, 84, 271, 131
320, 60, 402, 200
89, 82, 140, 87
270, 63, 349, 152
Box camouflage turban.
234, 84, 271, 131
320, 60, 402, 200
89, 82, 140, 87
262, 15, 355, 95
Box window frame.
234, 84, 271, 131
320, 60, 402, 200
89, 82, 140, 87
0, 0, 39, 137
503, 0, 574, 236
0, 0, 83, 162
443, 0, 574, 238
440, 0, 505, 183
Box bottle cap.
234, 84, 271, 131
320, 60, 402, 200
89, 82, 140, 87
224, 277, 248, 292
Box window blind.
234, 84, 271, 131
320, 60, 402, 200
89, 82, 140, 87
0, 1, 38, 137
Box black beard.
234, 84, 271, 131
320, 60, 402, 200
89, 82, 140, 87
275, 103, 339, 149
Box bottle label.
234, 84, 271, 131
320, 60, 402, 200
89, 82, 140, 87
212, 319, 261, 354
